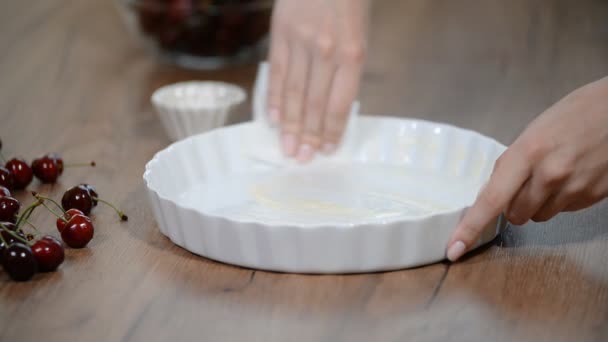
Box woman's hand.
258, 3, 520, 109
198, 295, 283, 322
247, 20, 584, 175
447, 77, 608, 261
267, 0, 369, 162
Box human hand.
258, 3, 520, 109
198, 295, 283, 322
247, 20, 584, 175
267, 0, 369, 162
447, 76, 608, 261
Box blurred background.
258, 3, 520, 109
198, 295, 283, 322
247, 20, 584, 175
117, 0, 273, 70
1, 0, 607, 147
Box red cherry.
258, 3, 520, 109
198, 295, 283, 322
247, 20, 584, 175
168, 0, 192, 23
0, 185, 10, 198
56, 208, 85, 233
46, 153, 64, 175
5, 158, 33, 190
2, 242, 37, 281
0, 196, 20, 223
1, 228, 25, 241
1, 221, 17, 231
0, 166, 14, 190
0, 229, 26, 265
32, 235, 65, 272
65, 184, 127, 221
61, 214, 94, 248
61, 185, 93, 215
0, 222, 21, 262
31, 153, 94, 184
0, 223, 25, 253
0, 222, 19, 263
31, 156, 60, 184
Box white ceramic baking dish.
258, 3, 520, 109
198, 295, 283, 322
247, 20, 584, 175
144, 115, 507, 273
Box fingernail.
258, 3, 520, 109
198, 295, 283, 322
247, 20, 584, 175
281, 133, 297, 156
296, 144, 314, 163
447, 241, 466, 262
321, 143, 336, 155
268, 108, 279, 124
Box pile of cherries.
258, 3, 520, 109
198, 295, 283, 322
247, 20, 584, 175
133, 0, 271, 57
0, 138, 127, 282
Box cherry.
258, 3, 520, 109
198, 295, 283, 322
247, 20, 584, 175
0, 221, 18, 262
0, 185, 10, 198
31, 155, 60, 184
62, 184, 127, 221
0, 222, 17, 261
0, 223, 23, 262
47, 153, 64, 175
61, 214, 94, 248
2, 242, 37, 281
32, 235, 64, 272
1, 225, 26, 248
168, 0, 192, 23
56, 208, 85, 233
62, 185, 93, 215
5, 158, 33, 190
32, 154, 95, 184
0, 196, 20, 223
1, 222, 18, 231
0, 166, 14, 190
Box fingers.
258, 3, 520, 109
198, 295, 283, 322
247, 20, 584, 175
319, 2, 366, 151
323, 59, 363, 152
280, 44, 311, 156
532, 175, 606, 220
514, 151, 577, 222
530, 193, 567, 222
505, 173, 557, 225
266, 0, 368, 162
564, 176, 608, 212
297, 53, 335, 162
267, 33, 289, 125
446, 149, 531, 261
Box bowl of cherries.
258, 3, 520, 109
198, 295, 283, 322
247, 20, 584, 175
116, 0, 273, 69
0, 138, 127, 282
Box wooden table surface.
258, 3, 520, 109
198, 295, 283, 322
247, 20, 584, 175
1, 1, 607, 341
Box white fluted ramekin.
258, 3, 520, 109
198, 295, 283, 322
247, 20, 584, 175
151, 81, 246, 141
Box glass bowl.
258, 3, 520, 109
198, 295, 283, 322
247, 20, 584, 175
116, 0, 273, 69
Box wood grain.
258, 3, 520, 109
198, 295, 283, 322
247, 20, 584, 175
0, 0, 607, 341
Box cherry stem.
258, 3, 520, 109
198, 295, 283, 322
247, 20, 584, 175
64, 161, 96, 168
23, 219, 40, 233
15, 200, 42, 228
32, 192, 66, 214
22, 218, 41, 234
0, 226, 7, 245
0, 151, 6, 163
0, 223, 31, 246
39, 200, 68, 222
94, 197, 128, 221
